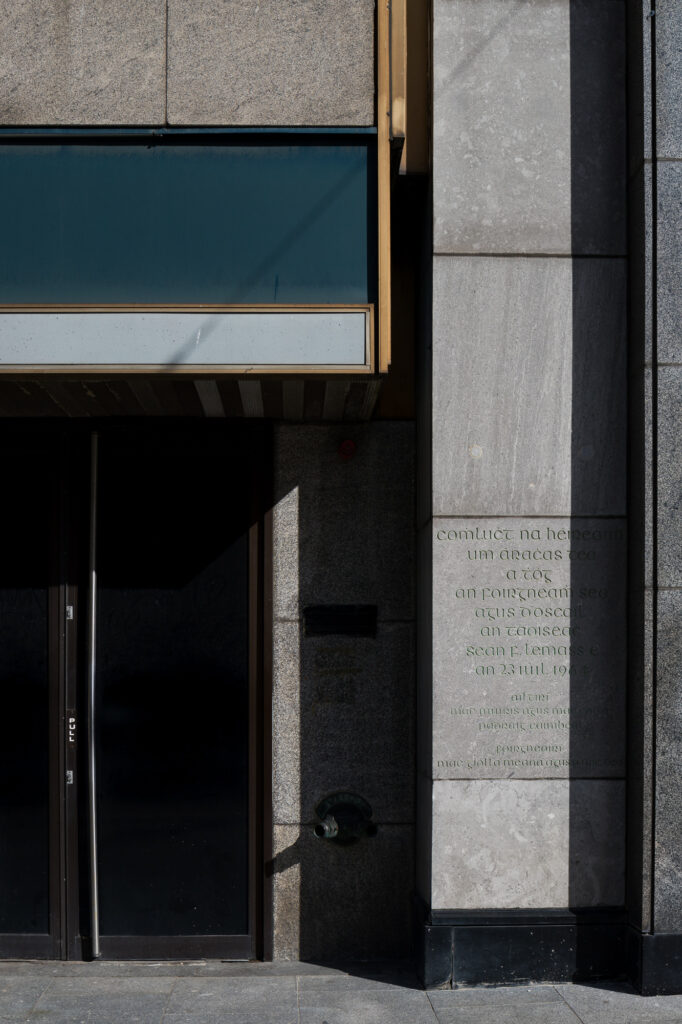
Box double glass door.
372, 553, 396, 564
0, 423, 263, 960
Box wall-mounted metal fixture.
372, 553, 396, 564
313, 793, 378, 845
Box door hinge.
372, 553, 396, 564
66, 605, 74, 621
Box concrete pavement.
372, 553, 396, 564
0, 961, 681, 1023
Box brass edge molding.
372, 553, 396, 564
0, 303, 373, 313
0, 365, 376, 376
377, 0, 392, 374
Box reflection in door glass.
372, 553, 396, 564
0, 451, 50, 934
96, 433, 250, 937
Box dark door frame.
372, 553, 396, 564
0, 420, 272, 962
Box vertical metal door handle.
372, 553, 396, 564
87, 432, 101, 958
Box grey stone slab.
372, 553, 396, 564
298, 974, 423, 993
433, 0, 626, 255
431, 779, 625, 909
163, 977, 297, 1024
417, 523, 434, 776
557, 981, 682, 1023
628, 164, 654, 368
429, 985, 562, 1009
627, 369, 655, 594
271, 824, 413, 961
0, 961, 205, 977
431, 517, 627, 779
30, 977, 173, 1024
627, 586, 655, 932
167, 0, 374, 126
658, 163, 682, 363
429, 1000, 581, 1024
432, 257, 627, 517
627, 0, 652, 175
0, 0, 165, 125
272, 620, 415, 824
653, 588, 682, 932
0, 976, 51, 1019
273, 423, 415, 621
164, 1013, 296, 1024
656, 0, 682, 158
658, 367, 682, 587
299, 989, 437, 1024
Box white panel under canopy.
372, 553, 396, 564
0, 309, 371, 371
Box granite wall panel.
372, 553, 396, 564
0, 0, 165, 125
167, 0, 375, 126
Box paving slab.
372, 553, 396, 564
0, 976, 52, 1021
299, 987, 438, 1024
429, 984, 563, 1008
428, 998, 582, 1024
28, 976, 174, 1024
0, 963, 680, 1024
163, 976, 299, 1024
557, 981, 682, 1024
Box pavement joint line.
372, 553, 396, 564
159, 974, 179, 1024
25, 973, 54, 1022
296, 973, 301, 1024
425, 988, 441, 1022
555, 984, 590, 1024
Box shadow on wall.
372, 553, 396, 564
567, 0, 629, 976
269, 422, 416, 965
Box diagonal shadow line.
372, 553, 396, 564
165, 157, 366, 367
438, 1, 524, 92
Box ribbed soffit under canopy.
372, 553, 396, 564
0, 377, 383, 421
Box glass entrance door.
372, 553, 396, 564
0, 430, 59, 958
93, 428, 255, 958
0, 424, 263, 960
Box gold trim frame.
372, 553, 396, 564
0, 303, 375, 376
377, 0, 392, 373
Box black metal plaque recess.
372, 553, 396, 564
303, 605, 378, 637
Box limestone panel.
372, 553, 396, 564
272, 824, 413, 961
167, 0, 374, 126
653, 589, 682, 932
658, 367, 682, 587
432, 779, 625, 909
432, 518, 626, 780
273, 424, 415, 622
272, 620, 415, 825
656, 0, 682, 158
658, 163, 682, 364
0, 0, 165, 124
432, 257, 627, 517
433, 0, 626, 255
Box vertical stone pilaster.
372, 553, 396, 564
419, 0, 629, 986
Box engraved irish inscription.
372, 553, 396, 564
432, 519, 626, 780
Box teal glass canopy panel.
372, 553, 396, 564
0, 137, 375, 304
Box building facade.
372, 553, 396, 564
0, 0, 679, 995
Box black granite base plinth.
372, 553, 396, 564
415, 907, 629, 989
628, 929, 682, 995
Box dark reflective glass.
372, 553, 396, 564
0, 139, 375, 304
0, 447, 51, 934
96, 431, 250, 937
